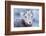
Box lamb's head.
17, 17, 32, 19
21, 10, 33, 25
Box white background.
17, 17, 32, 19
0, 0, 46, 36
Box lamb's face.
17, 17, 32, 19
23, 11, 33, 25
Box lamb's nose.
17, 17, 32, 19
29, 22, 31, 24
28, 22, 32, 25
